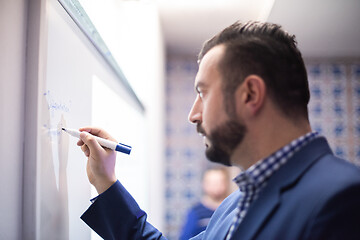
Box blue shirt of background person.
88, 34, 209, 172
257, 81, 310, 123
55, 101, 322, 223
180, 167, 231, 239
180, 203, 213, 240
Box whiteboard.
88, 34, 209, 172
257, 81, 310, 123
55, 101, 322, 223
25, 0, 145, 239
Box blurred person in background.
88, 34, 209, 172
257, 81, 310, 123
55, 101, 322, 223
180, 167, 231, 239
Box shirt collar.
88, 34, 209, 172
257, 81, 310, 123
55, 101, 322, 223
234, 131, 320, 191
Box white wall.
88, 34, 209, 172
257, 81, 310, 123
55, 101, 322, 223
105, 2, 166, 229
80, 0, 166, 230
0, 1, 27, 239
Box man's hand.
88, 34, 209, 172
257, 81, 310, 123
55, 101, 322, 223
77, 126, 117, 194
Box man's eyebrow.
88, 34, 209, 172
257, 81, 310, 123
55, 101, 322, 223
195, 81, 206, 92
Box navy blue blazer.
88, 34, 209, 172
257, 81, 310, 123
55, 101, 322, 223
81, 137, 360, 239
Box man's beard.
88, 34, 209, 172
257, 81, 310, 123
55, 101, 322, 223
197, 119, 246, 166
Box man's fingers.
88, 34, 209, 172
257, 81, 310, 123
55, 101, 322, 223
77, 139, 84, 146
81, 144, 90, 157
80, 132, 104, 154
79, 126, 117, 142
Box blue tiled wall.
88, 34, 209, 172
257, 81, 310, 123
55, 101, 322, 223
164, 57, 360, 239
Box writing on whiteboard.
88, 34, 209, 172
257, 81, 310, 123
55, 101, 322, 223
43, 90, 72, 138
44, 90, 71, 116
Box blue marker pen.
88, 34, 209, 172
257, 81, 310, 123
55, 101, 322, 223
62, 128, 131, 154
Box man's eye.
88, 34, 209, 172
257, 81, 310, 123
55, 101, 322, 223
199, 92, 204, 98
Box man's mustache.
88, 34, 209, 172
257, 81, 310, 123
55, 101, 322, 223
196, 124, 206, 136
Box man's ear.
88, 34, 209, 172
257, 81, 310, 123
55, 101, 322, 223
236, 75, 266, 116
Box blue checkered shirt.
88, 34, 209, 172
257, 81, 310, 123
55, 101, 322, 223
225, 131, 319, 240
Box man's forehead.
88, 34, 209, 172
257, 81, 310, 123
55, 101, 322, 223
199, 44, 225, 66
194, 45, 225, 87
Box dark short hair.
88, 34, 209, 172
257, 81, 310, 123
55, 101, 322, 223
198, 21, 310, 119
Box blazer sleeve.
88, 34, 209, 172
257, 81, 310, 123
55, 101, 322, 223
81, 180, 166, 240
304, 184, 360, 240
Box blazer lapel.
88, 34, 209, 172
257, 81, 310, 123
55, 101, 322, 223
231, 137, 333, 240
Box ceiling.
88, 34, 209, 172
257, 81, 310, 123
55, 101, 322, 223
156, 0, 360, 58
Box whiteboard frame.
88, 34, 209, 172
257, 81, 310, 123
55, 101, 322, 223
23, 0, 47, 238
58, 0, 145, 112
23, 0, 145, 238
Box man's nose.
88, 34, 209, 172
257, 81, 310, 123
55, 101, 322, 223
188, 95, 202, 124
